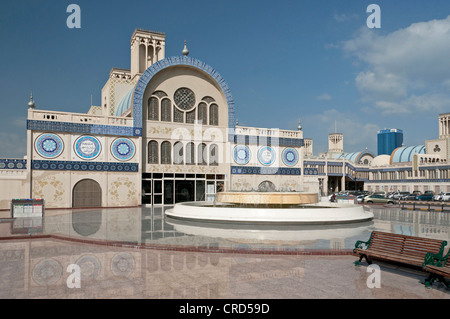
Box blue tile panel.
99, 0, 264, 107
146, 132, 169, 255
0, 159, 27, 170
133, 56, 236, 136
304, 168, 318, 175
31, 160, 138, 172
327, 162, 343, 166
27, 120, 135, 137
231, 166, 301, 175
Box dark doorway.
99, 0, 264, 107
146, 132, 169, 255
72, 179, 102, 208
175, 180, 195, 203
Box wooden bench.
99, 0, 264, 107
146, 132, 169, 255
422, 249, 450, 288
353, 231, 447, 268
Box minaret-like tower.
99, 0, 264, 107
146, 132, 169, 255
439, 112, 450, 139
328, 133, 344, 154
130, 29, 166, 80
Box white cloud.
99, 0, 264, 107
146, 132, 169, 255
303, 109, 380, 154
316, 93, 332, 101
343, 15, 450, 115
333, 13, 359, 23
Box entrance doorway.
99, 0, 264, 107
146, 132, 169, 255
72, 179, 102, 208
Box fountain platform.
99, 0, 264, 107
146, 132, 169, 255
165, 192, 373, 225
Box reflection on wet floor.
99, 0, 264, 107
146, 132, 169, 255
1, 237, 449, 299
1, 205, 450, 299
1, 205, 449, 253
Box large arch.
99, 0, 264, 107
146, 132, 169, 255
131, 56, 235, 137
72, 179, 102, 208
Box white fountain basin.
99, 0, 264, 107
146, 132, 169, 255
164, 201, 374, 224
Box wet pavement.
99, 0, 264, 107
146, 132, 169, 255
0, 205, 449, 300
0, 236, 448, 299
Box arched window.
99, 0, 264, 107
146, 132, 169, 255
161, 99, 171, 122
186, 142, 195, 165
161, 141, 171, 164
173, 142, 184, 165
209, 144, 219, 166
198, 102, 207, 125
174, 106, 184, 123
209, 104, 218, 126
148, 140, 158, 164
198, 143, 207, 165
148, 97, 159, 121
186, 109, 195, 124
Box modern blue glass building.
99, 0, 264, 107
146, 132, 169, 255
377, 128, 404, 156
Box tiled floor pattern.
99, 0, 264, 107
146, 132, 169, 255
0, 237, 448, 299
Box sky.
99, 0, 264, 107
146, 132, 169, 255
1, 0, 450, 158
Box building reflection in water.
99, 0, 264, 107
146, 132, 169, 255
1, 205, 449, 252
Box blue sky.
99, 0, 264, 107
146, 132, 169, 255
1, 0, 450, 157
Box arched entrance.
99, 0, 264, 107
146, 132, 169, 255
258, 181, 276, 192
72, 179, 102, 208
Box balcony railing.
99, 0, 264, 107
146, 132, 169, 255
28, 109, 132, 127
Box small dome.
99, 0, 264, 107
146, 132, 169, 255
335, 150, 375, 164
28, 92, 35, 108
371, 154, 391, 167
114, 88, 134, 116
182, 40, 189, 56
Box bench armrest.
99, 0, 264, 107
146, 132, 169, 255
354, 240, 370, 251
423, 251, 448, 268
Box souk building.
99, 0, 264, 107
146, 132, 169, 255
0, 28, 449, 210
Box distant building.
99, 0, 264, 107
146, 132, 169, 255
377, 128, 403, 156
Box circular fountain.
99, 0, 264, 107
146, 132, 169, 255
165, 191, 373, 224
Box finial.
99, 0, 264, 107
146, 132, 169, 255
298, 118, 302, 131
182, 40, 189, 56
28, 91, 35, 109
236, 118, 239, 126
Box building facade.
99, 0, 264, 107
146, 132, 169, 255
0, 29, 449, 210
377, 128, 404, 156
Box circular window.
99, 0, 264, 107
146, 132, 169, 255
174, 87, 196, 111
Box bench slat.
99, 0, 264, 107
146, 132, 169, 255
354, 231, 447, 270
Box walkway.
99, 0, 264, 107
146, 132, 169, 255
0, 236, 448, 299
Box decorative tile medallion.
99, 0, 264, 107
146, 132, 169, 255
76, 255, 101, 281
111, 138, 135, 161
258, 146, 275, 166
32, 259, 63, 285
233, 145, 250, 165
74, 136, 102, 160
304, 167, 319, 175
111, 253, 135, 277
35, 133, 64, 159
282, 148, 298, 166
